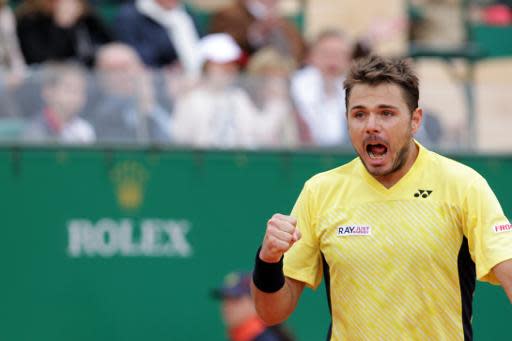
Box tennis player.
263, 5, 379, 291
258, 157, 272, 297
251, 55, 512, 340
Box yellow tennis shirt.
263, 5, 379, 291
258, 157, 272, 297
283, 143, 512, 340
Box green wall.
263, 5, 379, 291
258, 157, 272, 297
0, 147, 510, 340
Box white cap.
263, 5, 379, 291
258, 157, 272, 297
199, 33, 242, 64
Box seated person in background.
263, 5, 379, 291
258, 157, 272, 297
0, 0, 27, 118
413, 107, 443, 148
16, 0, 112, 66
171, 33, 259, 149
211, 271, 295, 341
90, 42, 172, 144
245, 47, 300, 148
290, 30, 352, 147
23, 62, 95, 143
0, 0, 27, 84
114, 0, 202, 77
172, 33, 295, 149
209, 0, 304, 67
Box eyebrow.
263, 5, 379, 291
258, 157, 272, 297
349, 104, 400, 111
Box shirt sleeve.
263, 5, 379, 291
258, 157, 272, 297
283, 181, 323, 289
463, 175, 512, 284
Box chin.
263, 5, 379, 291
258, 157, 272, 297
361, 158, 393, 177
367, 166, 391, 177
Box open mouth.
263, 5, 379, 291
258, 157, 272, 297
366, 143, 388, 160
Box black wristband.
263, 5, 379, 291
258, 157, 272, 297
252, 246, 285, 293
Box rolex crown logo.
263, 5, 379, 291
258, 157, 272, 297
110, 161, 149, 211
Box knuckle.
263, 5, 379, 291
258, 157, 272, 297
267, 224, 278, 235
267, 220, 277, 231
283, 232, 292, 242
268, 220, 285, 232
272, 213, 281, 220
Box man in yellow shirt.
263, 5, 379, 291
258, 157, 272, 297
251, 55, 512, 340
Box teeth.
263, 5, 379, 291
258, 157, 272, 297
368, 151, 386, 159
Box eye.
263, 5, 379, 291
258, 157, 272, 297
382, 110, 394, 117
353, 111, 365, 119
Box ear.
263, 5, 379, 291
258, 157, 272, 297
411, 107, 423, 134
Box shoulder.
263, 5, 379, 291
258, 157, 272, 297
0, 6, 14, 23
291, 67, 321, 93
230, 86, 253, 101
181, 87, 210, 101
73, 117, 94, 129
23, 116, 49, 138
116, 3, 142, 20
16, 12, 48, 26
174, 88, 210, 112
424, 149, 484, 185
292, 66, 319, 82
420, 148, 495, 204
66, 118, 96, 140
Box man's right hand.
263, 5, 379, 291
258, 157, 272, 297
259, 213, 301, 263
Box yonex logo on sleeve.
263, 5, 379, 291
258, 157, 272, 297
493, 224, 512, 233
337, 225, 371, 236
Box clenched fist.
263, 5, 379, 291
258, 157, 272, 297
259, 213, 301, 263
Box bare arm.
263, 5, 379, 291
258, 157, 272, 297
251, 276, 305, 325
493, 259, 512, 303
251, 213, 304, 325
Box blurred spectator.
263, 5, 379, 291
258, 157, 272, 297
16, 0, 112, 66
114, 0, 202, 76
171, 33, 259, 148
211, 271, 295, 341
408, 0, 465, 47
290, 30, 352, 147
245, 47, 299, 147
351, 39, 373, 61
0, 0, 27, 119
23, 62, 95, 143
413, 108, 444, 148
473, 1, 512, 25
0, 0, 27, 84
90, 43, 172, 144
209, 0, 304, 66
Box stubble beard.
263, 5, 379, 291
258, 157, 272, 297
362, 135, 413, 178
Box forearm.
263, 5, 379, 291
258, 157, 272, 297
493, 259, 512, 303
251, 277, 303, 325
503, 284, 512, 304
252, 213, 304, 324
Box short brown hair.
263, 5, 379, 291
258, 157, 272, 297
344, 55, 419, 113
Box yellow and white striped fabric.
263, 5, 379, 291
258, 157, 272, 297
284, 143, 512, 340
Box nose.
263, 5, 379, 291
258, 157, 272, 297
365, 113, 381, 134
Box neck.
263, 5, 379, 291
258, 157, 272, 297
374, 140, 419, 188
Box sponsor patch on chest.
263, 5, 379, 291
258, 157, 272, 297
337, 225, 371, 236
494, 223, 512, 234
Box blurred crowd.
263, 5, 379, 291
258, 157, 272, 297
1, 0, 497, 148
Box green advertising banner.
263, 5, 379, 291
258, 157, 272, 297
0, 147, 510, 341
